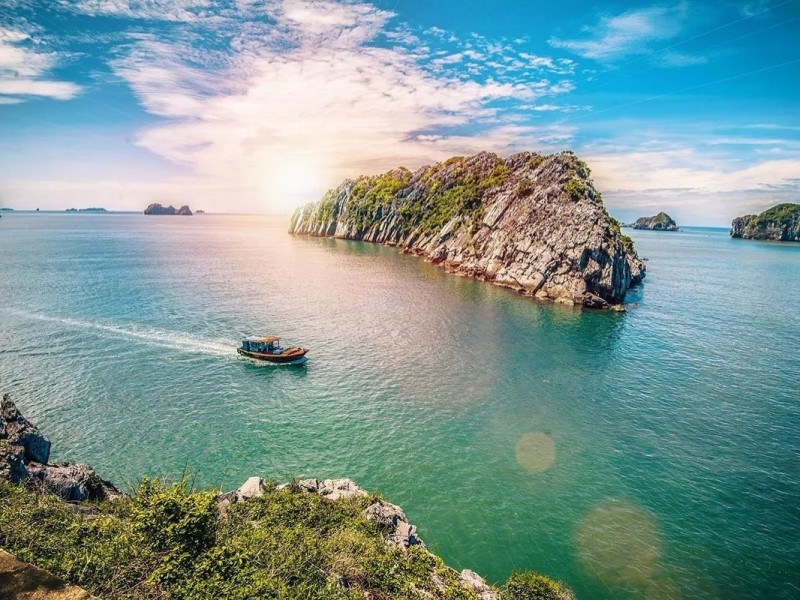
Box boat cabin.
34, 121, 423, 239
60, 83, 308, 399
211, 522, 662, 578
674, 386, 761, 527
241, 336, 279, 354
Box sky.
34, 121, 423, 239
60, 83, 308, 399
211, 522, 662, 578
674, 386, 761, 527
0, 0, 798, 224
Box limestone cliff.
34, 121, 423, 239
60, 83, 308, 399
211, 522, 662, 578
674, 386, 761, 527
731, 203, 800, 241
290, 151, 644, 307
630, 212, 678, 231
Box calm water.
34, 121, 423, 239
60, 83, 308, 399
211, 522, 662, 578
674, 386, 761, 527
1, 213, 798, 599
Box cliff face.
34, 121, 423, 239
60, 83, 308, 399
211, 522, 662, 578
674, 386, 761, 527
731, 203, 800, 241
631, 212, 678, 231
0, 393, 120, 501
290, 151, 644, 307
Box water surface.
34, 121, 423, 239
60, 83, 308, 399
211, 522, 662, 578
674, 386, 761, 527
0, 214, 798, 599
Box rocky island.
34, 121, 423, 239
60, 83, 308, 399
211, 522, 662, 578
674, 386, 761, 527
66, 207, 108, 213
0, 392, 574, 599
290, 151, 644, 308
144, 203, 193, 216
629, 212, 678, 231
731, 203, 800, 241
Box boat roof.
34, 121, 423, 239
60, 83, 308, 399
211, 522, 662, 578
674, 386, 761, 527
243, 335, 279, 343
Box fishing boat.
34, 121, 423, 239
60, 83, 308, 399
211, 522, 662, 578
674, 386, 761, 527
237, 336, 308, 364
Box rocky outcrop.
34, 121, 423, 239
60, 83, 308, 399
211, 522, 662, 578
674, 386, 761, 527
290, 151, 644, 307
144, 203, 193, 216
731, 203, 800, 241
630, 212, 678, 231
0, 393, 121, 502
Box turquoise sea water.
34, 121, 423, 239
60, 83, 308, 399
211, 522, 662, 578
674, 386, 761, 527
0, 213, 798, 599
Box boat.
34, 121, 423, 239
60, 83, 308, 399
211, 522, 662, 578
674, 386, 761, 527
237, 336, 308, 364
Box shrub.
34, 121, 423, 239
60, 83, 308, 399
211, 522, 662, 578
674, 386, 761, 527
564, 177, 587, 202
503, 571, 575, 600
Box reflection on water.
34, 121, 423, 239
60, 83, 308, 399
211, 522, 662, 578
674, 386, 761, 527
575, 499, 661, 587
515, 432, 556, 473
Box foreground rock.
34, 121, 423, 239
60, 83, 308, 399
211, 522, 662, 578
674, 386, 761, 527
630, 212, 678, 231
290, 151, 644, 307
0, 549, 98, 600
144, 203, 193, 216
0, 394, 121, 501
731, 203, 800, 241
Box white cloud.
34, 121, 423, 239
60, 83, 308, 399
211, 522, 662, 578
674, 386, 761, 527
0, 27, 81, 102
102, 0, 575, 211
587, 147, 800, 225
59, 0, 214, 22
549, 3, 692, 61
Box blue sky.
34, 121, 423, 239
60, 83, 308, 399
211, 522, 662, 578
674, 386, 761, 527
0, 0, 798, 224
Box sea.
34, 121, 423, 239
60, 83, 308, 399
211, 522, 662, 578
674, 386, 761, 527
0, 212, 798, 600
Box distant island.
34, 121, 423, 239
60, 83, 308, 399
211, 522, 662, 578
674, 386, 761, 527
195, 209, 206, 214
629, 212, 678, 231
290, 151, 644, 308
144, 203, 193, 216
66, 207, 108, 213
731, 203, 800, 241
0, 207, 13, 212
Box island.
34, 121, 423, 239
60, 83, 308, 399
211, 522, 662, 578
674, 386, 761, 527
0, 208, 13, 212
195, 209, 206, 214
144, 203, 193, 216
0, 392, 574, 600
65, 207, 108, 213
629, 212, 678, 231
731, 203, 800, 241
290, 151, 644, 309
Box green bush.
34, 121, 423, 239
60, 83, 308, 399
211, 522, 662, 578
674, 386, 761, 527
564, 177, 587, 202
503, 571, 575, 600
0, 479, 503, 599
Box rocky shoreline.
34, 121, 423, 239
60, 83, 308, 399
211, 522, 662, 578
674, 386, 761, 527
2, 392, 569, 599
290, 151, 644, 309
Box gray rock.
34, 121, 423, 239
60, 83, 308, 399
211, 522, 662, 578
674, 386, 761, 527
363, 501, 424, 549
363, 501, 407, 529
27, 462, 123, 502
1, 393, 121, 501
1, 393, 51, 464
300, 478, 368, 500
289, 151, 645, 307
460, 570, 500, 600
236, 476, 264, 500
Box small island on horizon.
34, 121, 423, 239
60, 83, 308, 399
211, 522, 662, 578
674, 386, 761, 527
144, 203, 193, 216
66, 207, 108, 213
628, 212, 678, 231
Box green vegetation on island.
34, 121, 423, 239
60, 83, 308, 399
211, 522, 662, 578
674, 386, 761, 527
290, 150, 645, 308
731, 203, 800, 241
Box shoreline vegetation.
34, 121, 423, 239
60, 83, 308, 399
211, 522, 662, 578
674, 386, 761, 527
290, 151, 645, 309
0, 393, 574, 600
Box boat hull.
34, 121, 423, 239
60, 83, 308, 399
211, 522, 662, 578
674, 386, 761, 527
237, 347, 308, 364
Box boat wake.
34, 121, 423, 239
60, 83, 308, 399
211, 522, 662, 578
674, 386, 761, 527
5, 310, 234, 358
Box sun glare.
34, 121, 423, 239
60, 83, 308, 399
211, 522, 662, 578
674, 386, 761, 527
266, 160, 327, 214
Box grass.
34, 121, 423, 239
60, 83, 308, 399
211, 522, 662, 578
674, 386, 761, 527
0, 478, 573, 600
753, 203, 800, 227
